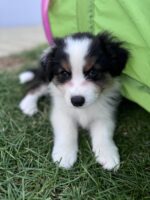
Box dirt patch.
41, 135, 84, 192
0, 56, 25, 69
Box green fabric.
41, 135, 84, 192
49, 0, 150, 112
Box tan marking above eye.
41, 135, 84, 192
84, 57, 96, 72
61, 60, 71, 72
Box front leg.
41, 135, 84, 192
51, 111, 78, 169
90, 119, 120, 171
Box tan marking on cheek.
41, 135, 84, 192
95, 74, 114, 90
61, 60, 71, 72
84, 56, 96, 72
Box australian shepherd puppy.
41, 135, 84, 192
19, 32, 129, 171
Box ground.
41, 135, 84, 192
0, 48, 150, 200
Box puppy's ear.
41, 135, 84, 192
40, 38, 65, 81
40, 46, 56, 82
96, 32, 129, 76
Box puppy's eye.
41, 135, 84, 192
59, 70, 70, 78
57, 69, 71, 83
88, 68, 97, 77
85, 68, 98, 79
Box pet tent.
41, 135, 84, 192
42, 0, 150, 112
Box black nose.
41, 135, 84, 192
71, 96, 85, 107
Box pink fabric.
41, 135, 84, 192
41, 0, 54, 45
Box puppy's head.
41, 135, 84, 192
41, 32, 129, 108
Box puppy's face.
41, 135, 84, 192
42, 32, 129, 108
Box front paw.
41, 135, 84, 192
93, 144, 120, 171
19, 95, 38, 116
52, 146, 77, 169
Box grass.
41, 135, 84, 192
0, 48, 150, 200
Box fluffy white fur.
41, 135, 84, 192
19, 71, 35, 84
50, 80, 120, 170
19, 85, 48, 116
19, 37, 121, 171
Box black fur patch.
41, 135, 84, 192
71, 32, 94, 40
87, 32, 129, 77
41, 38, 70, 83
24, 67, 48, 92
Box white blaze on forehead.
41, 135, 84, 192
64, 37, 92, 76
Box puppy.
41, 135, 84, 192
19, 32, 129, 170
